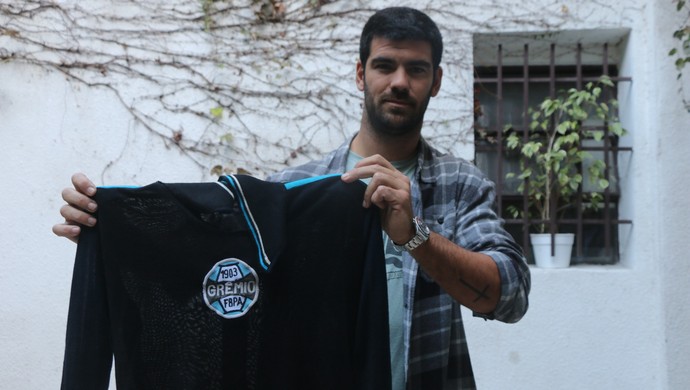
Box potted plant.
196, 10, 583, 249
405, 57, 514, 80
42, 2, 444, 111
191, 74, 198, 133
505, 76, 626, 268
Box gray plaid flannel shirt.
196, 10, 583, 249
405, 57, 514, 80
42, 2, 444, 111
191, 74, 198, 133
267, 136, 531, 390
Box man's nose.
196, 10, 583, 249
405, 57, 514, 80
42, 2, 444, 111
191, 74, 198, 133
389, 67, 410, 92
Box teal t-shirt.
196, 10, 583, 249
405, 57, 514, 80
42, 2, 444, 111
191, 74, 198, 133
346, 151, 416, 390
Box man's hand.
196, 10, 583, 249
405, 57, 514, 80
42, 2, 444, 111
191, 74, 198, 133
341, 154, 415, 245
342, 154, 501, 314
52, 173, 98, 243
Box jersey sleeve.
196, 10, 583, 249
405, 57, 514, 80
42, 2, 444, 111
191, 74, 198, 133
61, 225, 113, 390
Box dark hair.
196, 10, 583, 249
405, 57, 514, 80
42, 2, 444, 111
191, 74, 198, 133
359, 7, 443, 71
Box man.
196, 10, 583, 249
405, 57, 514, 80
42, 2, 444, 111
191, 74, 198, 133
54, 7, 530, 390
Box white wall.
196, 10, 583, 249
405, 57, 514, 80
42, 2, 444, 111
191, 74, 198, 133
0, 63, 212, 388
0, 1, 688, 389
654, 1, 690, 389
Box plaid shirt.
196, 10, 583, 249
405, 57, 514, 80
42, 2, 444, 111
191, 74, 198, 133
267, 136, 531, 390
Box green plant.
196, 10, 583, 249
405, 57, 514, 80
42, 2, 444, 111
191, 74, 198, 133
505, 76, 626, 233
670, 0, 690, 80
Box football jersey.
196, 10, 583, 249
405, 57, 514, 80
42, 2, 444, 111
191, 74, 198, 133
61, 174, 391, 390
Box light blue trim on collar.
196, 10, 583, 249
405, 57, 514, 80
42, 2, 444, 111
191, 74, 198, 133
283, 173, 342, 189
98, 185, 140, 189
223, 175, 271, 270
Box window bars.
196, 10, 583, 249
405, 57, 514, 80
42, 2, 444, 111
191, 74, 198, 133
474, 43, 632, 264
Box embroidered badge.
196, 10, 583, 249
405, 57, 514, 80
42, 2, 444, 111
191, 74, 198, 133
203, 258, 259, 319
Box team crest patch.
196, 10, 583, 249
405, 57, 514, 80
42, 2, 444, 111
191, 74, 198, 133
203, 258, 259, 319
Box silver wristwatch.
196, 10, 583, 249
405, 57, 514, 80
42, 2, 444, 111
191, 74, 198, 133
393, 216, 431, 252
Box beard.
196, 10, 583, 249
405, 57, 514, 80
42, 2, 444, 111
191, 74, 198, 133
363, 80, 433, 138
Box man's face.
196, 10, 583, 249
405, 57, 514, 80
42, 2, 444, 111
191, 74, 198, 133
357, 37, 442, 137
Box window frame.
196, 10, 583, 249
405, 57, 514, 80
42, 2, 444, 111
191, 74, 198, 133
473, 40, 633, 265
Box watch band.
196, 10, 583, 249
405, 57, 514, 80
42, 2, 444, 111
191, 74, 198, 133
393, 216, 431, 252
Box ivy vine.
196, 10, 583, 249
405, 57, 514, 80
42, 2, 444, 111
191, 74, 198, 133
0, 0, 579, 177
670, 0, 690, 79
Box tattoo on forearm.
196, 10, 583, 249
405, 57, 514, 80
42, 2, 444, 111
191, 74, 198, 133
458, 278, 490, 302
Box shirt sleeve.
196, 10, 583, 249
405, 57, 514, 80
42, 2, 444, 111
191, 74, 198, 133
61, 225, 113, 390
456, 173, 531, 323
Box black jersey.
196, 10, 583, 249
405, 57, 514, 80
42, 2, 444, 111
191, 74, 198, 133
61, 174, 391, 390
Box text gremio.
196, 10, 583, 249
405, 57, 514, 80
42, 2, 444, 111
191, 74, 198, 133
206, 281, 256, 297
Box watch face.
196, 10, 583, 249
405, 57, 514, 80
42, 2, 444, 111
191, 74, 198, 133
415, 216, 430, 235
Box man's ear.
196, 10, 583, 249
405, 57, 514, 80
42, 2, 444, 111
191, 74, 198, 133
356, 60, 365, 91
431, 66, 443, 97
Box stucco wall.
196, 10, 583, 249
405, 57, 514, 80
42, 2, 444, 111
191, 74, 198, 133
0, 1, 688, 389
655, 1, 690, 389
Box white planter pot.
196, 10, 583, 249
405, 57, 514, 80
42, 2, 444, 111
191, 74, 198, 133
530, 233, 575, 268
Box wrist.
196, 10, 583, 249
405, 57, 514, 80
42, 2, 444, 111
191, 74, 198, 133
392, 221, 416, 246
392, 216, 430, 252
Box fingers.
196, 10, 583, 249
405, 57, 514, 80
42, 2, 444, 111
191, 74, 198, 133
340, 154, 412, 209
369, 179, 414, 244
60, 203, 97, 227
63, 172, 98, 215
52, 223, 81, 244
341, 154, 395, 183
53, 173, 98, 243
364, 170, 409, 208
354, 154, 394, 169
369, 181, 408, 208
62, 187, 98, 214
340, 155, 415, 242
71, 172, 97, 197
358, 156, 410, 208
341, 154, 402, 188
53, 199, 96, 243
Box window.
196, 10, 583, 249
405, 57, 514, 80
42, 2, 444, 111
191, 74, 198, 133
473, 31, 632, 265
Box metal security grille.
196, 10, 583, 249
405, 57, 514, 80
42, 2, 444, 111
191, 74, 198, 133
474, 43, 632, 264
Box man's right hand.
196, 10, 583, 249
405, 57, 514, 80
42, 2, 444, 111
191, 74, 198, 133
52, 173, 99, 243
